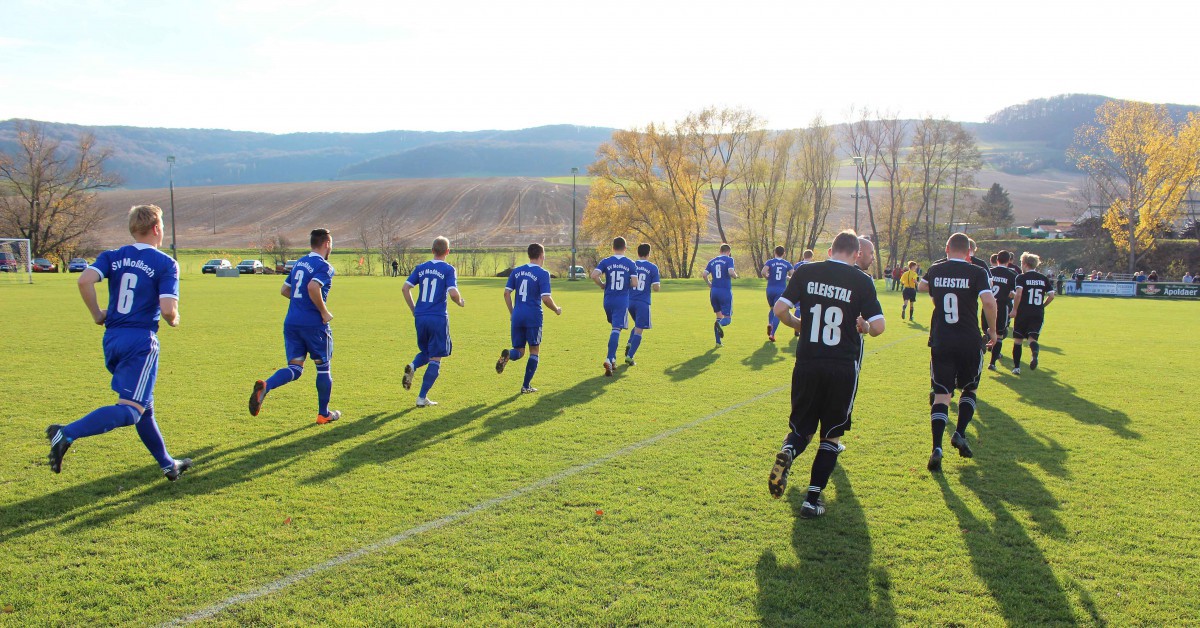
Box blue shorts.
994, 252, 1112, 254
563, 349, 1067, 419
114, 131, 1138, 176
415, 316, 453, 358
103, 328, 160, 406
511, 323, 543, 348
627, 301, 652, 329
710, 290, 733, 317
604, 296, 630, 329
766, 289, 784, 308
285, 323, 333, 363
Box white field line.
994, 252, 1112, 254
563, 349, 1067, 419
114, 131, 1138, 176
166, 334, 916, 626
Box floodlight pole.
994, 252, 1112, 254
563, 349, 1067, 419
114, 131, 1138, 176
212, 193, 216, 235
570, 167, 578, 281
167, 155, 177, 260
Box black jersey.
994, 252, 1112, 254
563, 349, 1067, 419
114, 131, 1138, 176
778, 259, 883, 362
934, 256, 993, 285
1015, 270, 1054, 314
989, 266, 1019, 310
922, 258, 991, 349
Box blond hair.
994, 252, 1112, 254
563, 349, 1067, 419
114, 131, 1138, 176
432, 236, 450, 256
128, 204, 163, 236
1021, 252, 1041, 269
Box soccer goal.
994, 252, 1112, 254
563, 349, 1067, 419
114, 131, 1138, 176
0, 238, 33, 284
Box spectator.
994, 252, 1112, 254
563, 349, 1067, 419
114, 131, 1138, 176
1134, 270, 1147, 282
1074, 268, 1084, 291
891, 265, 902, 291
1148, 270, 1159, 282
1183, 271, 1194, 283
1105, 272, 1113, 281
391, 258, 399, 277
1056, 271, 1066, 294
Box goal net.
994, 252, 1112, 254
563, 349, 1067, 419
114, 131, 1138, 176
0, 238, 33, 284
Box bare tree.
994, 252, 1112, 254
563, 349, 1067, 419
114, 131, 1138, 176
697, 107, 762, 244
796, 116, 841, 250
841, 108, 886, 277
0, 121, 120, 257
357, 222, 375, 276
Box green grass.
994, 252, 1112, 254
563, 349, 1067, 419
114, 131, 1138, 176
2, 273, 1198, 625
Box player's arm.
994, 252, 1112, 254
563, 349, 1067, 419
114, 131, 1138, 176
729, 266, 739, 279
980, 290, 998, 347
307, 280, 333, 323
448, 286, 465, 307
402, 282, 417, 313
701, 270, 712, 287
77, 267, 106, 325
761, 264, 771, 278
160, 297, 180, 327
541, 294, 562, 315
1010, 287, 1022, 319
1044, 289, 1055, 306
279, 283, 291, 298
773, 299, 802, 331
503, 287, 515, 314
917, 279, 929, 293
590, 268, 605, 289
630, 272, 639, 289
652, 282, 661, 293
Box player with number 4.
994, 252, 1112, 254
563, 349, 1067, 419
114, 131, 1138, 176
496, 243, 562, 392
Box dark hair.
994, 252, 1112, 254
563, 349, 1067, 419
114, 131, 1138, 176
802, 249, 814, 259
830, 230, 861, 255
946, 232, 970, 254
527, 243, 545, 259
997, 250, 1011, 264
719, 243, 731, 254
637, 243, 651, 257
774, 245, 785, 257
310, 228, 331, 248
613, 237, 627, 251
990, 254, 998, 264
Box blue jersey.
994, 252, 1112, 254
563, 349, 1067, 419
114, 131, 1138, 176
764, 258, 792, 293
506, 263, 552, 325
705, 255, 735, 292
407, 259, 458, 317
596, 255, 637, 298
630, 259, 661, 304
284, 252, 334, 327
793, 260, 811, 272
89, 243, 179, 332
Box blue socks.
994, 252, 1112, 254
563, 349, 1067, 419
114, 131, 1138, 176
768, 310, 779, 334
419, 361, 441, 398
719, 317, 731, 326
135, 403, 174, 470
607, 328, 621, 363
523, 355, 539, 389
411, 352, 431, 371
508, 348, 524, 361
61, 404, 140, 441
628, 333, 643, 358
316, 361, 332, 416
265, 364, 303, 393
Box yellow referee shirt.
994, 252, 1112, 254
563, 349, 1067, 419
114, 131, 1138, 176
900, 269, 919, 289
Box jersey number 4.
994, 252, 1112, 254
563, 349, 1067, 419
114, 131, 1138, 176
808, 303, 843, 346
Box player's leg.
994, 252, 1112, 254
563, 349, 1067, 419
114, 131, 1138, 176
710, 291, 724, 345
928, 351, 955, 472
990, 317, 1007, 369
605, 301, 627, 373
497, 321, 524, 374
800, 364, 854, 517
950, 349, 983, 458
404, 319, 432, 390
253, 325, 308, 416
313, 328, 339, 424
767, 291, 781, 341
1028, 323, 1042, 370
135, 400, 192, 480
770, 362, 816, 498
627, 303, 649, 364
1011, 325, 1026, 374
417, 319, 450, 405
522, 329, 542, 392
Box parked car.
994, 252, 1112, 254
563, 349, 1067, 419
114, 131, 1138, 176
567, 265, 587, 279
202, 259, 232, 274
0, 252, 21, 272
68, 258, 90, 272
31, 258, 57, 272
285, 259, 298, 273
237, 259, 265, 274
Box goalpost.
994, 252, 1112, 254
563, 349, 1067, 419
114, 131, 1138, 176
0, 238, 33, 284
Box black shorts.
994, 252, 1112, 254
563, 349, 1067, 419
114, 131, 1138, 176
930, 345, 985, 396
985, 304, 1010, 336
1013, 313, 1044, 340
902, 287, 917, 301
789, 359, 859, 439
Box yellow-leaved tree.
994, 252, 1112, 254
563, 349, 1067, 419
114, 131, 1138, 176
1071, 100, 1200, 273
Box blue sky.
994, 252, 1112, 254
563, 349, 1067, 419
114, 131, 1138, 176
2, 0, 1195, 134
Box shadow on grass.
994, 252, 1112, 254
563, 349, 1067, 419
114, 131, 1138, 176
470, 370, 623, 443
936, 471, 1079, 625
4, 413, 400, 540
742, 341, 788, 371
756, 468, 896, 626
990, 365, 1138, 439
663, 348, 719, 382
303, 396, 524, 484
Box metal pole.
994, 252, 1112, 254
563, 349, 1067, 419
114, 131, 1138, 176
167, 156, 177, 260
212, 193, 216, 235
852, 156, 863, 234
570, 167, 578, 280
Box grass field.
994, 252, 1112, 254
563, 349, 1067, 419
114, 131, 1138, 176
2, 271, 1198, 625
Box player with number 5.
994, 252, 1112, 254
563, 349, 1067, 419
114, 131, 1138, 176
48, 205, 192, 481
402, 236, 465, 407
918, 233, 998, 472
249, 228, 341, 424
766, 231, 884, 518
